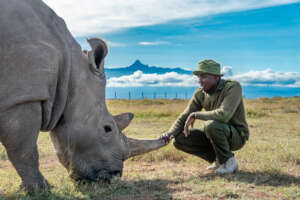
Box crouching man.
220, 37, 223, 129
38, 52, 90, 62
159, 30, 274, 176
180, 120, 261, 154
161, 59, 249, 174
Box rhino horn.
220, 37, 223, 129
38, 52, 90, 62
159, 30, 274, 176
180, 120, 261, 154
87, 38, 108, 70
113, 112, 134, 131
124, 136, 166, 160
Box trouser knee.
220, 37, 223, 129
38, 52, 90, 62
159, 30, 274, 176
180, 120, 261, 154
173, 134, 197, 155
173, 133, 185, 149
173, 140, 184, 151
204, 120, 226, 139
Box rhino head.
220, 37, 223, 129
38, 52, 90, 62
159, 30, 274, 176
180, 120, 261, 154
50, 38, 166, 182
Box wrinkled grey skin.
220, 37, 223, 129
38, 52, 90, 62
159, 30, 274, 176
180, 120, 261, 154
0, 0, 166, 193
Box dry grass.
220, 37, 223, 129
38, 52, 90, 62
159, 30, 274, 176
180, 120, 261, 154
0, 97, 300, 199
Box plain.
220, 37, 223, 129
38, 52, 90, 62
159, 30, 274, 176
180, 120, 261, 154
0, 97, 299, 200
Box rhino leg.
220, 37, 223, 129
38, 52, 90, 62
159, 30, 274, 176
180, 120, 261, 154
0, 102, 50, 193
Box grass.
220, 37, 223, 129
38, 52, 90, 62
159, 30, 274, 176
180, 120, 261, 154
0, 97, 300, 199
246, 108, 267, 119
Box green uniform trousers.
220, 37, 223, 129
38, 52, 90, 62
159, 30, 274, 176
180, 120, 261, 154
173, 120, 246, 164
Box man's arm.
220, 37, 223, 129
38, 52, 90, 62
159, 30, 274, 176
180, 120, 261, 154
166, 90, 203, 137
193, 82, 242, 123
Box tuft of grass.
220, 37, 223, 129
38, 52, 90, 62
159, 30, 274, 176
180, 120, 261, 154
246, 108, 267, 118
134, 111, 173, 119
277, 150, 300, 165
129, 144, 186, 162
283, 107, 299, 113
0, 147, 7, 160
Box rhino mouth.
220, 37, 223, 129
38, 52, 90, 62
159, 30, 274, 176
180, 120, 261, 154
72, 169, 122, 183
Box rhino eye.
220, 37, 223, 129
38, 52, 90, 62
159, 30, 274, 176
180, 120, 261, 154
104, 125, 112, 133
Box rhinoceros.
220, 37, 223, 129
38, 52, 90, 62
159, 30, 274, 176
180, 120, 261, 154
0, 0, 166, 192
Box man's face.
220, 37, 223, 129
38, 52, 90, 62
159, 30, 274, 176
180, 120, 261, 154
197, 74, 219, 92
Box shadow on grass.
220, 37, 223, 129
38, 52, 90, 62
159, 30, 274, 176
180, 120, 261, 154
0, 192, 78, 200
201, 170, 300, 187
75, 178, 180, 200
0, 179, 179, 200
0, 191, 84, 200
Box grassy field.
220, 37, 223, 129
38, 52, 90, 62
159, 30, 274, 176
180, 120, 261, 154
0, 97, 300, 200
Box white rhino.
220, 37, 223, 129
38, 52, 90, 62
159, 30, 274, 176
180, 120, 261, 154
0, 0, 166, 193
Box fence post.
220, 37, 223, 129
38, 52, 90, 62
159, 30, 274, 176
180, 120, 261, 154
128, 92, 131, 100
114, 91, 117, 99
141, 92, 144, 99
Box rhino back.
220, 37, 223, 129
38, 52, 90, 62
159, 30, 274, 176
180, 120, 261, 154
0, 0, 82, 131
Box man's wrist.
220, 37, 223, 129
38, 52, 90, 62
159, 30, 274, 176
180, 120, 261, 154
190, 112, 196, 118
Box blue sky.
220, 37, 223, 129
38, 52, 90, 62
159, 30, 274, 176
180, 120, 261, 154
44, 0, 300, 88
76, 2, 300, 73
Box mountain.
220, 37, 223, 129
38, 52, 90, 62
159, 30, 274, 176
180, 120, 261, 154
105, 60, 192, 79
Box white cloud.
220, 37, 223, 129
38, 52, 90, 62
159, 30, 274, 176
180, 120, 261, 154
221, 66, 233, 76
43, 0, 300, 36
106, 41, 126, 47
228, 69, 300, 87
106, 68, 300, 88
107, 70, 198, 87
139, 41, 170, 46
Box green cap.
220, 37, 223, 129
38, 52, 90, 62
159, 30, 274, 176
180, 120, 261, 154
193, 59, 223, 76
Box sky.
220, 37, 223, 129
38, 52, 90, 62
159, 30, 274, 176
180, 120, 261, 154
43, 0, 300, 88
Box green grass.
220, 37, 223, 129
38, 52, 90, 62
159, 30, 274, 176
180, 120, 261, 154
246, 108, 267, 119
0, 97, 300, 199
0, 148, 7, 160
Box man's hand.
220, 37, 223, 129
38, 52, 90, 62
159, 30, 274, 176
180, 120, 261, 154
184, 113, 196, 137
159, 133, 172, 145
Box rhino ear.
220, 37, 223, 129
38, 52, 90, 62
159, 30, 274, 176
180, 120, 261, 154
113, 113, 134, 131
87, 38, 108, 70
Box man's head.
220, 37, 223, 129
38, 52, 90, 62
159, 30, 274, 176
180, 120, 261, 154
193, 59, 223, 92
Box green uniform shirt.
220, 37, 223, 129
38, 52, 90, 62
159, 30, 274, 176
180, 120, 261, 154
168, 79, 249, 139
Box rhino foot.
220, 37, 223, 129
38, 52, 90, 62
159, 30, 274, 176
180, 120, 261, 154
19, 179, 52, 194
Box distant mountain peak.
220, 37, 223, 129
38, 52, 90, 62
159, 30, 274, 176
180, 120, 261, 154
133, 59, 142, 65
105, 59, 192, 79
129, 59, 148, 69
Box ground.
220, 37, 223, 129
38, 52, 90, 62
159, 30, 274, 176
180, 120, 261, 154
0, 97, 299, 200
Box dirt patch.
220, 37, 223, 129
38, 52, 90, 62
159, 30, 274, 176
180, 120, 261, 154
246, 191, 271, 199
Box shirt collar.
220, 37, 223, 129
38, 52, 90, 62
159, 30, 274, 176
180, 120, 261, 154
216, 79, 226, 91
